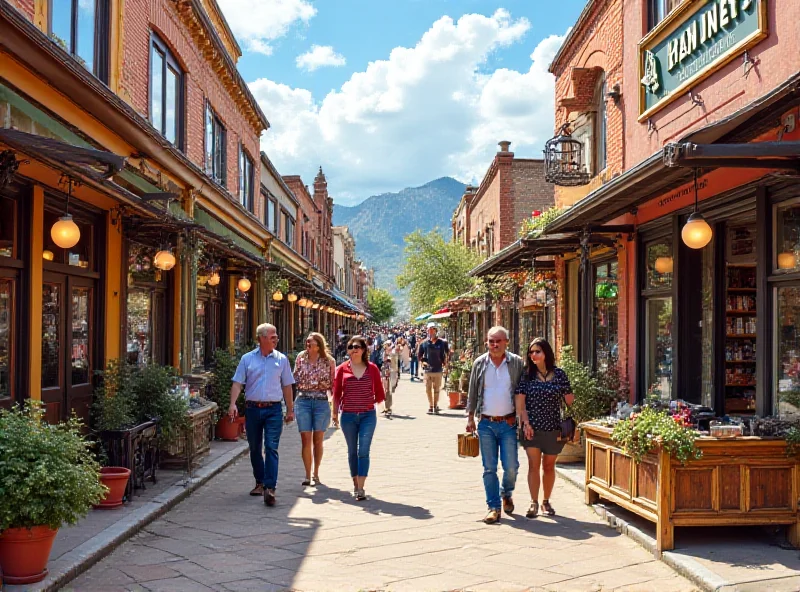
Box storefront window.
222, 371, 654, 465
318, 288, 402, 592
775, 200, 800, 274
644, 297, 673, 401
646, 241, 673, 290
0, 279, 13, 398
700, 238, 715, 409
776, 286, 800, 418
520, 309, 546, 351
127, 290, 152, 366
193, 300, 206, 370
0, 196, 16, 258
42, 283, 60, 388
234, 295, 248, 348
594, 260, 618, 371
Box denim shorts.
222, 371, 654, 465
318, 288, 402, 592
295, 397, 331, 432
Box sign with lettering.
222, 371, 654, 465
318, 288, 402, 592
638, 0, 767, 120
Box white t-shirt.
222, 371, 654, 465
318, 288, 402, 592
482, 356, 514, 416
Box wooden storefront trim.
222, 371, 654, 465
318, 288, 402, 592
28, 184, 44, 401
104, 211, 122, 363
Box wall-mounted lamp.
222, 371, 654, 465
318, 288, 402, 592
606, 83, 622, 104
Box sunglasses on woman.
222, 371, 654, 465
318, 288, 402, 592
347, 344, 363, 350
529, 349, 543, 355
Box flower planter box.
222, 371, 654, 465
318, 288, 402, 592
582, 423, 800, 553
160, 401, 217, 469
99, 419, 159, 499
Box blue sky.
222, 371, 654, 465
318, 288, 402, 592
218, 0, 587, 204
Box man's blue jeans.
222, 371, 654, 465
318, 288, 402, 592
340, 410, 377, 477
245, 404, 284, 489
477, 418, 519, 510
410, 356, 418, 377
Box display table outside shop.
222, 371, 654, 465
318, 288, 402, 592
582, 422, 800, 553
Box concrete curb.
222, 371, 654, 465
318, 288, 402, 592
556, 465, 729, 592
25, 442, 249, 592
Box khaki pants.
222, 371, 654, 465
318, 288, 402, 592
424, 372, 443, 407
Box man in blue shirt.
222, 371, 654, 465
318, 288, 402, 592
419, 322, 449, 414
229, 323, 295, 506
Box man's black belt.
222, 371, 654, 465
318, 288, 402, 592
246, 400, 282, 408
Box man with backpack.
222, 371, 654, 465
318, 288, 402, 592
419, 322, 449, 414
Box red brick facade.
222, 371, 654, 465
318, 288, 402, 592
120, 0, 262, 211
282, 176, 312, 256
313, 168, 334, 282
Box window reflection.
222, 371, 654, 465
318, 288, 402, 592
775, 201, 800, 274
42, 283, 60, 389
71, 287, 90, 385
234, 295, 248, 347
127, 291, 152, 367
776, 286, 800, 419
193, 300, 206, 370
0, 196, 16, 258
646, 242, 673, 290
0, 279, 12, 398
645, 297, 672, 401
594, 260, 618, 371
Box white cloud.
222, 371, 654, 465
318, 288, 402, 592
296, 45, 347, 71
217, 0, 316, 55
250, 10, 565, 205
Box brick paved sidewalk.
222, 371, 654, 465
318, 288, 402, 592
68, 373, 696, 592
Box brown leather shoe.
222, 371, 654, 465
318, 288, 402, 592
263, 488, 276, 506
250, 484, 264, 496
503, 496, 515, 515
483, 509, 501, 524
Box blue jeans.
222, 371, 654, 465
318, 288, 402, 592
477, 418, 519, 510
410, 356, 418, 377
295, 397, 331, 432
245, 405, 284, 489
340, 410, 377, 477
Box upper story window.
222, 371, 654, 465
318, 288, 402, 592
150, 35, 183, 148
595, 76, 607, 173
267, 197, 277, 233
284, 213, 295, 249
49, 0, 109, 82
205, 103, 226, 186
648, 0, 684, 31
238, 146, 254, 212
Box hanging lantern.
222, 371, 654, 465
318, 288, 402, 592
311, 302, 319, 309
238, 277, 252, 292
681, 171, 713, 250
778, 252, 797, 270
51, 214, 81, 249
298, 297, 308, 307
42, 250, 54, 261
207, 271, 221, 286
287, 293, 298, 302
543, 123, 590, 187
272, 289, 283, 301
654, 256, 673, 274
154, 249, 177, 271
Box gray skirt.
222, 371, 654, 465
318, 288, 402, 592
519, 429, 566, 456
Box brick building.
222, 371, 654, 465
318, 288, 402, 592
452, 141, 555, 258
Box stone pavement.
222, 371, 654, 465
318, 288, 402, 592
68, 374, 695, 592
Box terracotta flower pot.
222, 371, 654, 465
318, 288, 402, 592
448, 391, 461, 409
0, 525, 58, 584
95, 467, 131, 509
216, 415, 240, 441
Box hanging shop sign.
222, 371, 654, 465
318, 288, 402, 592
638, 0, 767, 120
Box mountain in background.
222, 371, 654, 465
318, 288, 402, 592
332, 176, 467, 316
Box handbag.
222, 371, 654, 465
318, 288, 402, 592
458, 432, 480, 458
559, 394, 576, 442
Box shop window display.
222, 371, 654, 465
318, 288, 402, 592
234, 290, 248, 348
646, 242, 673, 290
594, 260, 619, 371
776, 286, 800, 418
0, 279, 13, 398
644, 297, 673, 401
775, 200, 800, 274
71, 287, 90, 385
193, 300, 206, 370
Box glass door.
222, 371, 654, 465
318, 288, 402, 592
41, 273, 95, 424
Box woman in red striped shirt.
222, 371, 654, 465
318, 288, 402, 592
333, 336, 385, 501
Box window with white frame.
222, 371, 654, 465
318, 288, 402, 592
205, 103, 226, 185
150, 34, 182, 147
238, 146, 254, 212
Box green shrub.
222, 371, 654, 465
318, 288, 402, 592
208, 348, 246, 414
559, 346, 618, 424
0, 402, 106, 530
611, 407, 702, 465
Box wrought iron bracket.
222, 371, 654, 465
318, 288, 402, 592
0, 150, 28, 189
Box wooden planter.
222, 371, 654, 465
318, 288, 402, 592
160, 401, 217, 469
99, 419, 159, 499
582, 423, 800, 553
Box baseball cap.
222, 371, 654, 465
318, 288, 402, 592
426, 322, 438, 329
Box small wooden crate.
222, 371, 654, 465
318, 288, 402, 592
458, 433, 480, 458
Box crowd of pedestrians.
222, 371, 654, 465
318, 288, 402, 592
228, 321, 573, 525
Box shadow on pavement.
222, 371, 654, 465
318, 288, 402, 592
306, 483, 434, 520
496, 512, 623, 541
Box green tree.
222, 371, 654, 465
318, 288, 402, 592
367, 287, 396, 324
396, 229, 482, 316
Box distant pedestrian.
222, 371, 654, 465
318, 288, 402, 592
516, 338, 574, 519
294, 332, 336, 487
229, 323, 295, 507
419, 322, 449, 414
381, 341, 399, 417
466, 326, 524, 524
333, 336, 386, 501
408, 331, 419, 381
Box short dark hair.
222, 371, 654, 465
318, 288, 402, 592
525, 337, 556, 378
347, 336, 369, 364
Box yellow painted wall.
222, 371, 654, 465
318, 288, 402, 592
29, 186, 44, 400
104, 213, 122, 362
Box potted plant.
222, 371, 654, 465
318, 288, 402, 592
458, 358, 473, 408
91, 387, 134, 509
447, 363, 462, 409
0, 402, 106, 584
208, 348, 246, 441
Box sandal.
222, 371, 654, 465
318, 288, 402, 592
355, 489, 367, 501
301, 478, 311, 486
542, 499, 556, 516
526, 501, 539, 519
312, 476, 321, 486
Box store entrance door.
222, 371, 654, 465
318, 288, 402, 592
41, 273, 95, 425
